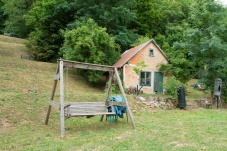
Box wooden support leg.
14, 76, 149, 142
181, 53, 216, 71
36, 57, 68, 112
45, 105, 52, 125
126, 111, 128, 123
101, 71, 114, 122
100, 115, 104, 121
59, 60, 65, 138
114, 68, 136, 128
45, 61, 59, 125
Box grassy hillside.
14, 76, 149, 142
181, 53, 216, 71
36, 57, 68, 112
1, 35, 227, 151
0, 35, 114, 149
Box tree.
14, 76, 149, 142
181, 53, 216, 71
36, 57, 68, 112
70, 0, 138, 51
24, 0, 76, 61
130, 0, 164, 38
60, 18, 120, 85
158, 0, 192, 53
0, 0, 6, 34
159, 49, 192, 84
130, 36, 150, 47
24, 0, 137, 61
171, 0, 227, 93
2, 0, 34, 38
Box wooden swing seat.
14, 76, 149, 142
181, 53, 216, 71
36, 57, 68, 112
64, 102, 116, 117
45, 59, 136, 138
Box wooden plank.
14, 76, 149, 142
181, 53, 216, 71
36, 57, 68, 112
67, 106, 108, 110
67, 110, 110, 114
60, 59, 115, 72
67, 106, 107, 110
65, 101, 116, 117
107, 101, 126, 106
54, 74, 59, 80
59, 60, 65, 138
69, 105, 106, 108
68, 112, 116, 117
114, 68, 136, 128
68, 102, 106, 106
66, 103, 112, 112
48, 100, 60, 109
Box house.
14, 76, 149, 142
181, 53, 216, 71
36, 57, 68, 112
114, 39, 168, 94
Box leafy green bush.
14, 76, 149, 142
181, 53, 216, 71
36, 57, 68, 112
60, 18, 120, 85
105, 82, 120, 94
163, 76, 180, 100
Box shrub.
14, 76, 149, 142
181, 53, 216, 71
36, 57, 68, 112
105, 82, 120, 94
163, 76, 180, 100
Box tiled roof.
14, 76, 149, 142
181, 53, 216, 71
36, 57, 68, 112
113, 39, 168, 68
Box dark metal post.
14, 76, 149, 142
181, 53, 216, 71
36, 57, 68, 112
214, 78, 222, 109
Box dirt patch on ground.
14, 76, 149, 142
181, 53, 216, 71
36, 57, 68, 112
0, 118, 13, 130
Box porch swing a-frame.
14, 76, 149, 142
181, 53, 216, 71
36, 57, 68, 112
45, 59, 136, 138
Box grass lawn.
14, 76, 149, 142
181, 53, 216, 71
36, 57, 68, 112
0, 35, 227, 150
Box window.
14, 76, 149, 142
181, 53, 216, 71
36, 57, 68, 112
149, 48, 154, 57
140, 72, 151, 86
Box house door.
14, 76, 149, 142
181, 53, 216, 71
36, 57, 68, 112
154, 72, 164, 94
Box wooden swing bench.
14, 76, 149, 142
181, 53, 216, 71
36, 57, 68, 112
64, 102, 116, 117
49, 101, 117, 117
45, 59, 135, 138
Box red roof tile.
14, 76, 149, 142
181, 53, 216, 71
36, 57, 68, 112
113, 39, 167, 68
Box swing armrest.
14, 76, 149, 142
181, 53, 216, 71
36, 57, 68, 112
107, 101, 126, 106
64, 104, 70, 109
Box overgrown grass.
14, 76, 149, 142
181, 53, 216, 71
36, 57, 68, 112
1, 35, 227, 150
186, 79, 210, 100
0, 35, 27, 44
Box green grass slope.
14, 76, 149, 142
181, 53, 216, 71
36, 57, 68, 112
0, 35, 227, 151
0, 35, 115, 150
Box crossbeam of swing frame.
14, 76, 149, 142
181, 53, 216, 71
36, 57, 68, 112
62, 59, 115, 72
45, 59, 136, 138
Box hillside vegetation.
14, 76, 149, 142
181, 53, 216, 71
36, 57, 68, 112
1, 35, 227, 150
0, 35, 117, 149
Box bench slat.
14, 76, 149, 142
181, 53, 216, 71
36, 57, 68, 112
69, 105, 107, 108
67, 102, 106, 105
64, 102, 115, 117
67, 109, 109, 113
68, 112, 116, 117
